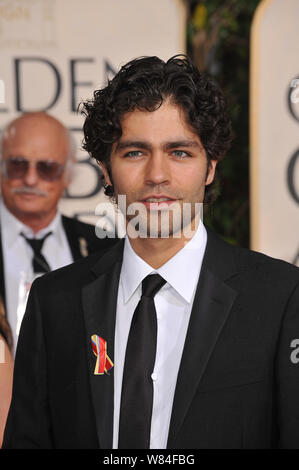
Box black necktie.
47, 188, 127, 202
21, 232, 52, 273
118, 273, 166, 449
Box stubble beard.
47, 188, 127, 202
117, 195, 202, 239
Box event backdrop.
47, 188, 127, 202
0, 0, 186, 235
250, 0, 299, 265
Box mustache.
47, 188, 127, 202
12, 187, 48, 197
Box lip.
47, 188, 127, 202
140, 195, 178, 209
15, 192, 44, 199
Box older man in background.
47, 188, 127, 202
0, 112, 114, 353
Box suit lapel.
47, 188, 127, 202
61, 215, 82, 260
82, 239, 124, 449
167, 229, 238, 448
0, 230, 6, 309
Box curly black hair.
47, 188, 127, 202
81, 55, 233, 203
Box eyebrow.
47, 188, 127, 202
115, 139, 203, 152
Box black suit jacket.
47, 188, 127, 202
3, 227, 299, 449
0, 214, 116, 323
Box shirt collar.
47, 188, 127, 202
120, 219, 207, 304
0, 199, 64, 248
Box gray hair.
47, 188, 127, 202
64, 129, 77, 182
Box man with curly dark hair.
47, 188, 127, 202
82, 55, 232, 205
3, 55, 299, 449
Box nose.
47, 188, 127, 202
23, 162, 39, 186
144, 151, 170, 186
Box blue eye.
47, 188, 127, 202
124, 150, 143, 158
172, 150, 191, 158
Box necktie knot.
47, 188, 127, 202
22, 231, 52, 254
21, 231, 52, 273
142, 274, 166, 298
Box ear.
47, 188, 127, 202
205, 159, 217, 186
63, 160, 74, 188
99, 163, 113, 186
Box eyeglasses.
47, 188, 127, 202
1, 156, 66, 181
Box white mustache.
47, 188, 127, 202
12, 187, 48, 197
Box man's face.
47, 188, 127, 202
102, 101, 217, 237
1, 115, 70, 223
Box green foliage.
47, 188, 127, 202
185, 0, 261, 247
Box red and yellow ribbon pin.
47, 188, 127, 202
91, 334, 114, 375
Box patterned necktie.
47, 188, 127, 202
118, 273, 166, 449
21, 232, 52, 273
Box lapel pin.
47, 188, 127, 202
91, 334, 114, 375
79, 237, 88, 257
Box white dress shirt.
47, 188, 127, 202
0, 201, 73, 355
113, 219, 207, 449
